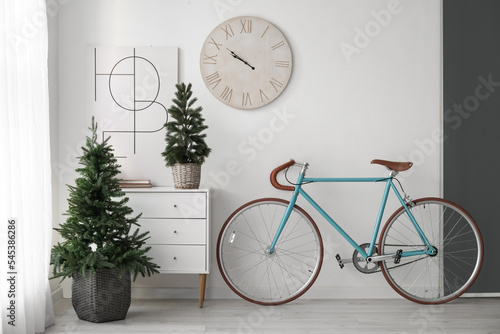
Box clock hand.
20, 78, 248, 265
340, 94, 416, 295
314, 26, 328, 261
227, 48, 245, 62
236, 57, 255, 70
228, 49, 255, 70
227, 48, 255, 70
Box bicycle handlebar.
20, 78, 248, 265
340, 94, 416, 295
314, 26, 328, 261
270, 159, 296, 191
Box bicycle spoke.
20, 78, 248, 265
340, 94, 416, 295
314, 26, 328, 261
241, 211, 267, 249
258, 205, 273, 244
274, 253, 302, 292
380, 198, 483, 304
218, 199, 323, 305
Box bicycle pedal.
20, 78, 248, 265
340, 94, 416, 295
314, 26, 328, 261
394, 249, 403, 264
335, 254, 344, 269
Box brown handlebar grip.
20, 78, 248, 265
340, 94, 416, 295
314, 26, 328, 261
270, 159, 296, 191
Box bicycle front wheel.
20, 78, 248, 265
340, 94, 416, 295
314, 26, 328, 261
379, 198, 483, 304
217, 198, 323, 305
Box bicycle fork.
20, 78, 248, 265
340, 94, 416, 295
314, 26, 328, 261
267, 163, 308, 255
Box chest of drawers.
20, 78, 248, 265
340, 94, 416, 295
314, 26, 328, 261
124, 187, 210, 307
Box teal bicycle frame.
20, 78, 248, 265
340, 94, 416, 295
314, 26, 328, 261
268, 164, 437, 261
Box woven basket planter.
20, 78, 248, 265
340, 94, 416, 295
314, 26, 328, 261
72, 268, 131, 323
172, 163, 201, 189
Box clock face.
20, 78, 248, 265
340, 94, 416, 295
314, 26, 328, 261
200, 16, 292, 110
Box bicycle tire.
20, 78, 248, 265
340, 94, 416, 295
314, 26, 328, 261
379, 197, 483, 304
217, 198, 323, 305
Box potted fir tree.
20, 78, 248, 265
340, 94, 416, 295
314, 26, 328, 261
51, 117, 159, 323
162, 83, 211, 189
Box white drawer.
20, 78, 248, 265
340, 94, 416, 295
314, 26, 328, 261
127, 192, 206, 219
137, 219, 206, 245
148, 245, 206, 272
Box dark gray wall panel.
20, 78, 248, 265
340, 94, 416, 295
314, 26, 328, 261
444, 0, 500, 293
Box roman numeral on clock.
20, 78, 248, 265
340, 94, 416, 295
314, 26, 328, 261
203, 54, 217, 65
270, 78, 284, 92
271, 40, 285, 50
275, 60, 290, 68
259, 89, 269, 103
261, 26, 269, 38
220, 86, 233, 102
206, 71, 221, 89
242, 92, 252, 106
221, 24, 234, 39
240, 19, 252, 34
208, 38, 222, 50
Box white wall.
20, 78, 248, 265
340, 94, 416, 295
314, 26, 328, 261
52, 0, 442, 299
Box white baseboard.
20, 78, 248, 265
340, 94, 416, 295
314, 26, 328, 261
59, 286, 500, 301
132, 287, 201, 299
463, 292, 500, 298
131, 287, 255, 300
131, 286, 401, 300
131, 287, 500, 300
51, 287, 64, 304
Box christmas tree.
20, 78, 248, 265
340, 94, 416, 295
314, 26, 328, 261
51, 117, 159, 280
162, 83, 211, 166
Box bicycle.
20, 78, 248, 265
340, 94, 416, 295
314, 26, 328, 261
217, 159, 483, 305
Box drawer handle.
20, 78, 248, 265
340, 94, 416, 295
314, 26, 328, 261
173, 230, 177, 234
174, 204, 177, 208
173, 257, 177, 260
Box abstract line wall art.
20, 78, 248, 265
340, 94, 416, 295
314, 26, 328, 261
87, 46, 178, 185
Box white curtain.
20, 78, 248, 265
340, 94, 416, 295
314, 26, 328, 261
1, 0, 55, 333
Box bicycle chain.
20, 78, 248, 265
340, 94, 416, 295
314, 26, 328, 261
366, 255, 428, 274
359, 244, 429, 274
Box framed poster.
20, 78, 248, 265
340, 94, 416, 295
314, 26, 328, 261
87, 46, 178, 185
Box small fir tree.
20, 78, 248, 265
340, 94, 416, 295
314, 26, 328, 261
162, 83, 211, 166
51, 117, 159, 280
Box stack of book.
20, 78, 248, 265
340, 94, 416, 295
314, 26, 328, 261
118, 179, 152, 188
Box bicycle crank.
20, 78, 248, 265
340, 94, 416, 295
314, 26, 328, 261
336, 243, 380, 274
352, 243, 380, 274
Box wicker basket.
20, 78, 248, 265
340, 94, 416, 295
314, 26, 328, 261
172, 163, 201, 189
72, 268, 131, 323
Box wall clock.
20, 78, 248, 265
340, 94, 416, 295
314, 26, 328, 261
200, 16, 292, 110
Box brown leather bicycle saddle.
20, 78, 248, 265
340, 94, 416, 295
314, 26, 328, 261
371, 159, 413, 172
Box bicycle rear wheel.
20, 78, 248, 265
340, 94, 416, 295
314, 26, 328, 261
379, 198, 483, 304
217, 198, 323, 305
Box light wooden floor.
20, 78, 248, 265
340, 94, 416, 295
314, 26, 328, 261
45, 297, 500, 333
